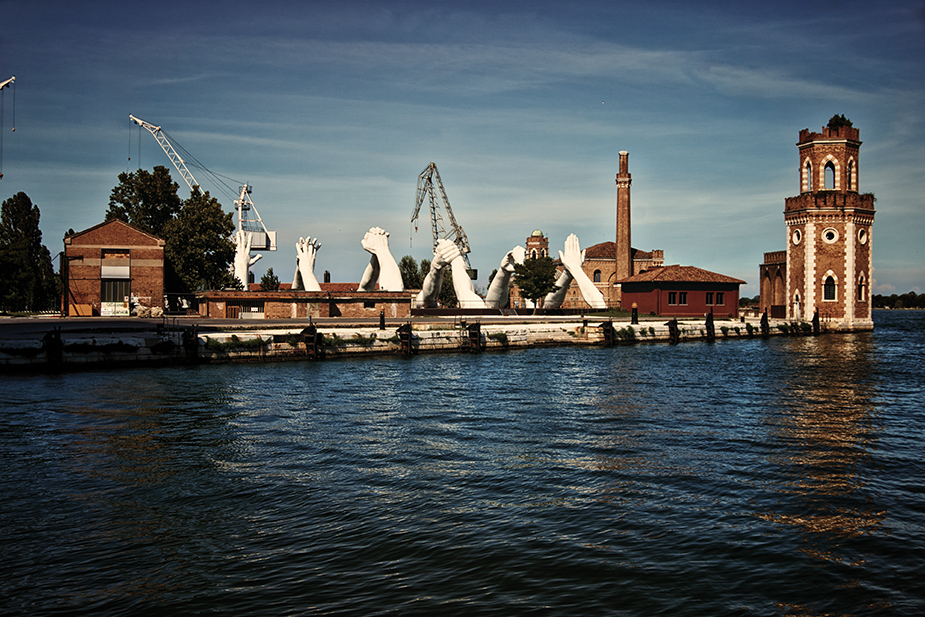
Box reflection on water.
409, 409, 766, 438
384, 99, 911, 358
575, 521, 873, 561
761, 334, 887, 583
2, 312, 923, 616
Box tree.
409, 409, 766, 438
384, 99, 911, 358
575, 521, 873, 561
399, 255, 424, 290
514, 256, 557, 312
162, 188, 236, 292
0, 192, 59, 312
106, 168, 239, 292
106, 166, 183, 237
827, 114, 853, 130
260, 267, 280, 291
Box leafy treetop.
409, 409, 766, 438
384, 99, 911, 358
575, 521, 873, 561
827, 114, 853, 129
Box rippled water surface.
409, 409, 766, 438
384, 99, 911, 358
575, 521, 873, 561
2, 312, 923, 616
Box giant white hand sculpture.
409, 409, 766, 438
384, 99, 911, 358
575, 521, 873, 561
234, 230, 262, 288
484, 245, 526, 308
357, 227, 403, 292
292, 236, 322, 291
414, 241, 452, 308
558, 233, 607, 309
439, 240, 486, 309
543, 268, 575, 309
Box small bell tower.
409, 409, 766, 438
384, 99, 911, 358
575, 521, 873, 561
784, 115, 875, 329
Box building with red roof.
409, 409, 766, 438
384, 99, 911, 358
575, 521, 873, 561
618, 265, 744, 318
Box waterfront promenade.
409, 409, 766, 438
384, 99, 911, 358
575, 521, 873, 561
1, 312, 809, 371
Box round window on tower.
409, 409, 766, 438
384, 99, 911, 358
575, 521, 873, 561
822, 228, 839, 244
858, 228, 868, 245
792, 229, 802, 245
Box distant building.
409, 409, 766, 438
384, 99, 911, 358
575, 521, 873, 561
510, 152, 665, 310
199, 283, 411, 319
760, 117, 875, 330
619, 265, 744, 318
63, 220, 165, 316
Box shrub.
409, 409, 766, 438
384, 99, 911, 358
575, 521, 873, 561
487, 332, 509, 346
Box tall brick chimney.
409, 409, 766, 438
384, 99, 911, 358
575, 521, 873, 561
615, 151, 632, 281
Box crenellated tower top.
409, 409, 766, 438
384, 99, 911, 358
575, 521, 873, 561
795, 115, 862, 196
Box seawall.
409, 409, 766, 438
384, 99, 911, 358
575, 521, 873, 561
0, 316, 849, 372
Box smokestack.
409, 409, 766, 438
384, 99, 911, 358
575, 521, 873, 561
615, 151, 632, 281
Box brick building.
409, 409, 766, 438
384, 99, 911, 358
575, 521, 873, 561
63, 220, 165, 316
510, 151, 664, 310
198, 283, 412, 319
618, 265, 744, 318
760, 117, 875, 329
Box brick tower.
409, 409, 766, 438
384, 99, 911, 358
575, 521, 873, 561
784, 116, 875, 329
525, 230, 548, 259
615, 151, 632, 281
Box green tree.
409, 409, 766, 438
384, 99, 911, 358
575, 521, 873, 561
260, 267, 280, 291
0, 192, 59, 312
399, 255, 424, 289
106, 166, 183, 237
513, 255, 557, 312
163, 188, 236, 292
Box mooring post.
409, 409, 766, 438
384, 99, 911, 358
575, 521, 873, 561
760, 311, 770, 338
466, 322, 482, 352
379, 310, 385, 331
812, 309, 820, 335
301, 325, 323, 359
631, 303, 639, 325
599, 321, 615, 346
182, 325, 200, 362
705, 310, 715, 341
397, 322, 414, 355
667, 318, 680, 344
42, 327, 63, 367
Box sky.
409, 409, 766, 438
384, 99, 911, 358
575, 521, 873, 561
1, 0, 923, 297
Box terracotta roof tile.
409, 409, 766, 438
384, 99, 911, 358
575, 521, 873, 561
619, 265, 745, 284
582, 242, 657, 261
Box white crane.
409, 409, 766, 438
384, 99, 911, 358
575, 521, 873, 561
411, 162, 473, 271
129, 114, 276, 286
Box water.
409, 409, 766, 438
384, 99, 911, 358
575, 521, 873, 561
2, 312, 923, 616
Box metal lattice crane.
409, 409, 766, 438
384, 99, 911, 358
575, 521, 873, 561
129, 114, 277, 252
411, 162, 472, 269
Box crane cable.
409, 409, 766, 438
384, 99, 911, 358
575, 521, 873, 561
0, 77, 13, 179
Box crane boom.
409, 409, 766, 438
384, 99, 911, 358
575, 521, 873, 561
129, 114, 276, 252
129, 114, 199, 193
411, 162, 471, 268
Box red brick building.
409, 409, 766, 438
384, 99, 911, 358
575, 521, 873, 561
618, 265, 744, 318
760, 117, 875, 329
198, 283, 412, 319
63, 220, 165, 316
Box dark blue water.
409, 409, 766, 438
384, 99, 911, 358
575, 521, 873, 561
2, 312, 923, 616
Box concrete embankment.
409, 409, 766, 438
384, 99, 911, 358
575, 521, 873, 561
0, 316, 826, 372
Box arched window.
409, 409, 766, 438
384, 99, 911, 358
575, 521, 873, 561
593, 270, 601, 283
803, 160, 813, 192
847, 159, 855, 191
530, 249, 537, 259
825, 161, 836, 190
858, 275, 867, 302
824, 276, 836, 301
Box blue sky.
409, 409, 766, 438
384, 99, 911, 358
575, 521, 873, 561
2, 0, 923, 296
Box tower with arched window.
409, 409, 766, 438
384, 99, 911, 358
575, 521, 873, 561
783, 116, 875, 329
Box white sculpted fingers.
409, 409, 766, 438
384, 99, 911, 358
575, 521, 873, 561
361, 227, 391, 255
500, 245, 526, 273
295, 234, 322, 291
